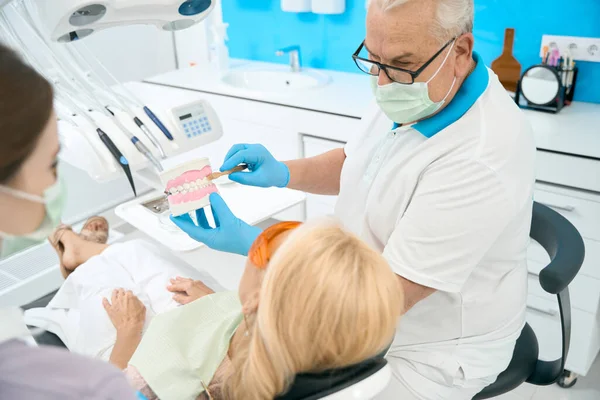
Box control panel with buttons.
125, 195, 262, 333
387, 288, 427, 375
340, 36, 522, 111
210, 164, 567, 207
168, 100, 223, 147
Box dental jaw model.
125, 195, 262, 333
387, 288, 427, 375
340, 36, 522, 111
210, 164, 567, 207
161, 158, 218, 217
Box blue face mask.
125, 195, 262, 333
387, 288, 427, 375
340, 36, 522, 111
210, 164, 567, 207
0, 178, 67, 258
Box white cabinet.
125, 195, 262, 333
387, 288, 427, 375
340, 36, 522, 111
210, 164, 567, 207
302, 136, 346, 219
536, 151, 600, 193
526, 295, 600, 376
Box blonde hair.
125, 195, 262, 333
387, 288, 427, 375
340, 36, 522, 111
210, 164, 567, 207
224, 219, 404, 400
370, 0, 474, 43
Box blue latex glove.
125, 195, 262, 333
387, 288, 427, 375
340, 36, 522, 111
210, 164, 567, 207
170, 193, 262, 256
220, 144, 290, 188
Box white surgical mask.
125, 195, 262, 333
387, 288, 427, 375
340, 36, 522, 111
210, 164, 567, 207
371, 41, 457, 124
0, 178, 67, 257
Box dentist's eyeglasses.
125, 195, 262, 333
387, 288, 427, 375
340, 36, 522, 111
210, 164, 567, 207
352, 38, 455, 84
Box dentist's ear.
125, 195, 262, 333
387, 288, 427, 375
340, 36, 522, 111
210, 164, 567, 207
454, 33, 475, 78
242, 291, 260, 315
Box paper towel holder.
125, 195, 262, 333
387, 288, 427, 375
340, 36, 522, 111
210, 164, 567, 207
312, 0, 345, 14
282, 0, 311, 12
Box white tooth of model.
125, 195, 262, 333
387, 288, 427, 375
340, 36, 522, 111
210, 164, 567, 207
183, 183, 190, 190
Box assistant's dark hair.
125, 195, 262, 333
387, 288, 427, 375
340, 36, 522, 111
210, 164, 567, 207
0, 43, 54, 183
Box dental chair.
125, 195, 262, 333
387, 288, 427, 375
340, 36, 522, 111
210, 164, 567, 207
23, 303, 392, 400
474, 202, 585, 399
25, 202, 580, 399
278, 347, 392, 400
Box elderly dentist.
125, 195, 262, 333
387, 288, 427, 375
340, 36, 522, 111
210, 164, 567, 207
172, 0, 537, 398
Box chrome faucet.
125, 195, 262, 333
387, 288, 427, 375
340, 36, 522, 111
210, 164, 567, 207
276, 45, 302, 72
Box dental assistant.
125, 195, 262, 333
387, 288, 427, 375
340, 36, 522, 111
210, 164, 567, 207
172, 0, 537, 398
0, 43, 138, 399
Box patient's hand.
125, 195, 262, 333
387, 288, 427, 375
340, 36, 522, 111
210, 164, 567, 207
103, 289, 146, 370
103, 289, 146, 335
167, 277, 215, 305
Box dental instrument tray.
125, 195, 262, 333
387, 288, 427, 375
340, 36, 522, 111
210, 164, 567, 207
116, 191, 203, 252
168, 100, 223, 147
115, 185, 307, 252
141, 195, 170, 215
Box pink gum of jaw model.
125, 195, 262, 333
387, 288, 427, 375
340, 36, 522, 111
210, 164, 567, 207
165, 166, 218, 206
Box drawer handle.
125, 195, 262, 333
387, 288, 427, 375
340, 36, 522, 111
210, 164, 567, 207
540, 202, 575, 212
527, 304, 558, 316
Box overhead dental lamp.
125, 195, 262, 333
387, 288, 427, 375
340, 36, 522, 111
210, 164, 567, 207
0, 0, 222, 187
3, 0, 215, 42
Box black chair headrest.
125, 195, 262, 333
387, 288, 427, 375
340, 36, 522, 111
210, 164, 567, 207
276, 346, 390, 400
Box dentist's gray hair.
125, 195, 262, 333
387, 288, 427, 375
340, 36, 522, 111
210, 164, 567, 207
370, 0, 474, 44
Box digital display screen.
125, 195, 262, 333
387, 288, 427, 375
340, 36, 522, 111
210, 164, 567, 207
179, 113, 192, 121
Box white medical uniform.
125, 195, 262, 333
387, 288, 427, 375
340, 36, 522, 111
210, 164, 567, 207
335, 53, 536, 400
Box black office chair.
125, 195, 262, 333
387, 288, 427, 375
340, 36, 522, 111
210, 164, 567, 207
474, 202, 586, 399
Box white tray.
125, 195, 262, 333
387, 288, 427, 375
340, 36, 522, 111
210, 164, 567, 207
115, 183, 306, 252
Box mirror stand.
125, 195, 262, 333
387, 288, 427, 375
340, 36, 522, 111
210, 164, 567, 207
515, 64, 579, 114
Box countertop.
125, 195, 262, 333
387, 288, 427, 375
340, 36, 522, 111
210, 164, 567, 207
523, 102, 600, 160
144, 59, 372, 119
144, 59, 600, 160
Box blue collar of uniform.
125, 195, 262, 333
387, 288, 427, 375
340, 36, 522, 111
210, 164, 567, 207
392, 52, 489, 137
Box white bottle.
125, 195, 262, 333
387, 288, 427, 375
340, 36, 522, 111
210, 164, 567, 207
282, 0, 311, 12
312, 0, 345, 14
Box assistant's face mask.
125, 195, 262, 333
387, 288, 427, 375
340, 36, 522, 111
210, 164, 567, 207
0, 178, 67, 257
371, 41, 457, 124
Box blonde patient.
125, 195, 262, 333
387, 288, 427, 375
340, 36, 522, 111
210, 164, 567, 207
48, 219, 404, 399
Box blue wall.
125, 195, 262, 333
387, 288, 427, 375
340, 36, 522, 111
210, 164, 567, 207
223, 0, 600, 103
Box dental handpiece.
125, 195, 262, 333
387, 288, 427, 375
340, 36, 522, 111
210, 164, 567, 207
144, 106, 174, 141
105, 106, 167, 160
97, 128, 137, 197
132, 137, 164, 172
103, 108, 164, 172
134, 116, 167, 159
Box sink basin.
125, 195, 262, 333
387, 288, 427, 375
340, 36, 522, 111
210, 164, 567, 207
222, 68, 330, 93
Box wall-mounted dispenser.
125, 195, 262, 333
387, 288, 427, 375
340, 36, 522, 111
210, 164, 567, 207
312, 0, 345, 14
282, 0, 311, 12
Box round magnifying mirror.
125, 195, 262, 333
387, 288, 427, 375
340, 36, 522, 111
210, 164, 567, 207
520, 66, 560, 106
